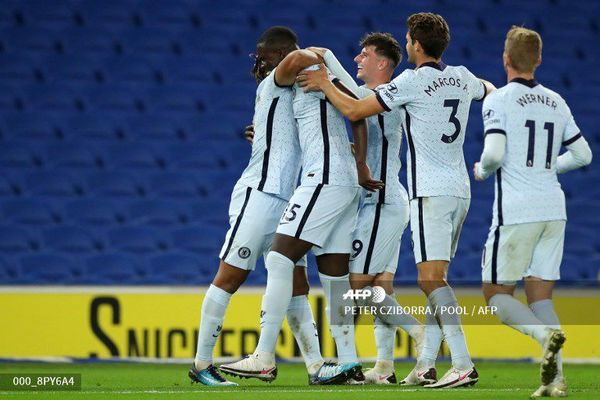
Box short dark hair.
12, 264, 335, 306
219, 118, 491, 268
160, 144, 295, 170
406, 13, 450, 59
359, 32, 402, 69
257, 26, 298, 51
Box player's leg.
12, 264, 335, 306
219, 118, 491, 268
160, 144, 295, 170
191, 184, 266, 386
317, 252, 358, 368
525, 220, 567, 397
414, 197, 477, 388
287, 263, 325, 375
482, 223, 550, 344
222, 185, 360, 384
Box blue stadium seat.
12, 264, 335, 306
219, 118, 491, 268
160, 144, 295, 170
0, 225, 38, 253
88, 85, 145, 114
105, 56, 162, 87
85, 253, 143, 284
2, 27, 60, 57
3, 198, 60, 225
148, 252, 207, 284
108, 225, 169, 254
44, 142, 102, 169
107, 143, 164, 170
17, 0, 77, 30
146, 172, 204, 199
86, 171, 145, 198
4, 113, 62, 141
43, 55, 103, 86
19, 253, 81, 283
25, 170, 84, 197
0, 56, 40, 86
128, 199, 186, 226
162, 57, 214, 87
171, 225, 225, 253
65, 198, 125, 226
42, 225, 103, 253
125, 115, 183, 142
0, 256, 19, 283
0, 142, 42, 168
122, 28, 181, 56
166, 143, 222, 171
77, 0, 140, 32
60, 27, 121, 58
66, 114, 121, 142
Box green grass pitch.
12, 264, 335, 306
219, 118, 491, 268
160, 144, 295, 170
1, 362, 600, 399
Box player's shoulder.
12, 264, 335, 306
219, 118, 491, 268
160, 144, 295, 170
537, 84, 568, 106
483, 84, 510, 105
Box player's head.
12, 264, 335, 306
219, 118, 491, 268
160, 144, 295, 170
354, 32, 402, 82
503, 26, 542, 75
405, 13, 450, 64
252, 26, 299, 82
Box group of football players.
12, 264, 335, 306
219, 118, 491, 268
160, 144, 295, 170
189, 12, 592, 398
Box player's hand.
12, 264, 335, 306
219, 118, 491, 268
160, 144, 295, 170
296, 63, 328, 93
357, 161, 384, 192
473, 162, 484, 181
306, 46, 328, 61
244, 124, 254, 144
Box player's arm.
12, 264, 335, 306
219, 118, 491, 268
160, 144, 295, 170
333, 80, 384, 191
274, 49, 322, 87
482, 80, 496, 101
474, 92, 505, 181
297, 64, 383, 121
474, 133, 506, 181
556, 134, 592, 174
307, 47, 364, 95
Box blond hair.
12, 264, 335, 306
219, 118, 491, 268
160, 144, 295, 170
504, 26, 542, 73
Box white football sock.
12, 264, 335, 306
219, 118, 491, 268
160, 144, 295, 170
319, 273, 358, 364
287, 295, 324, 371
416, 298, 443, 370
362, 289, 421, 333
489, 294, 549, 345
530, 299, 563, 379
429, 286, 473, 370
374, 316, 396, 363
255, 251, 295, 362
194, 284, 232, 370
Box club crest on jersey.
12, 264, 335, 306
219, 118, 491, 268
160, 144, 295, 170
483, 109, 495, 120
387, 83, 398, 94
238, 247, 251, 259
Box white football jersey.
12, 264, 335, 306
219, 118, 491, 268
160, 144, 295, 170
375, 62, 486, 199
357, 86, 408, 205
482, 78, 582, 226
292, 65, 358, 187
238, 68, 302, 201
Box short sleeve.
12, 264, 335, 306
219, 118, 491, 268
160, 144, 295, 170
562, 106, 582, 146
482, 92, 506, 137
464, 67, 486, 102
374, 71, 415, 111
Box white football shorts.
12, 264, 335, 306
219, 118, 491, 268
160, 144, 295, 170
349, 201, 409, 275
276, 184, 360, 256
220, 183, 307, 270
481, 220, 565, 284
410, 196, 470, 264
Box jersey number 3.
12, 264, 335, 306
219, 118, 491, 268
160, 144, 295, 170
441, 99, 461, 143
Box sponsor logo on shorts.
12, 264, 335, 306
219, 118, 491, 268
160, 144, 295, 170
238, 247, 251, 259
